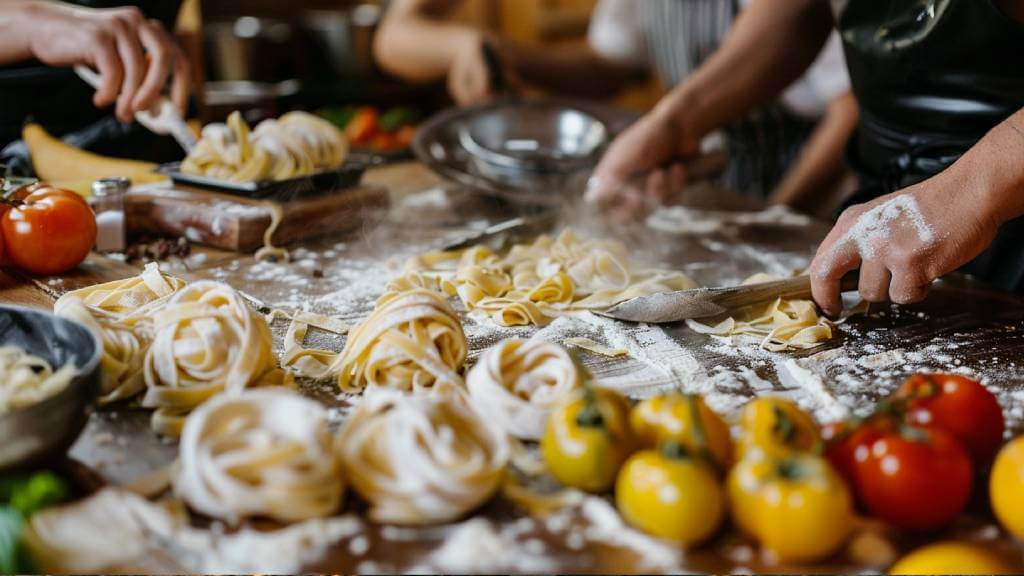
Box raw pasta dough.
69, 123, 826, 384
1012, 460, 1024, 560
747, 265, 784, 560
332, 288, 467, 393
54, 263, 186, 403
174, 388, 345, 523
336, 387, 508, 524
685, 274, 833, 352
143, 281, 288, 436
404, 229, 698, 326
466, 339, 581, 440
0, 346, 76, 414
182, 111, 347, 182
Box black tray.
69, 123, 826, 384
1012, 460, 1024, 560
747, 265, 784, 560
159, 154, 377, 200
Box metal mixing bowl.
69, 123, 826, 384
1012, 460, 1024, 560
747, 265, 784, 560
454, 101, 609, 192
0, 305, 101, 472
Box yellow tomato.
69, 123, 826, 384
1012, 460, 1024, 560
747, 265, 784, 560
630, 393, 733, 469
541, 387, 636, 492
729, 453, 852, 564
889, 541, 1015, 575
754, 454, 852, 564
991, 437, 1024, 541
737, 397, 821, 459
727, 450, 774, 537
615, 449, 725, 546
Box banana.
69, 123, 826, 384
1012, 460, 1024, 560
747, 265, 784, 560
23, 123, 162, 185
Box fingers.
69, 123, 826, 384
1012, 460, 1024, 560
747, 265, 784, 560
111, 13, 147, 122
811, 238, 861, 318
889, 271, 933, 305
91, 35, 124, 109
857, 259, 892, 303
134, 19, 175, 112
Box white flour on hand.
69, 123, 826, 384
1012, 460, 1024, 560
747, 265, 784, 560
820, 195, 936, 273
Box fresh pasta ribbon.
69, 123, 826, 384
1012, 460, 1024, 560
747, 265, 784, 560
404, 228, 698, 326
466, 339, 581, 440
142, 281, 290, 436
685, 274, 834, 352
182, 111, 348, 183
174, 388, 345, 523
335, 288, 467, 393
54, 263, 186, 403
336, 387, 509, 524
0, 346, 77, 414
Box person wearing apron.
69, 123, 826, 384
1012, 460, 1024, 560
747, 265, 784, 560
375, 0, 857, 210
589, 0, 1024, 314
0, 0, 189, 171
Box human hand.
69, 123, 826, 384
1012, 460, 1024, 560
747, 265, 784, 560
585, 105, 702, 222
809, 172, 1002, 317
29, 3, 190, 122
448, 32, 504, 106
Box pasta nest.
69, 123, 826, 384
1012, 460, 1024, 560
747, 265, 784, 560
142, 281, 286, 436
335, 288, 467, 393
336, 387, 509, 524
174, 388, 345, 523
0, 346, 77, 415
466, 339, 581, 440
181, 111, 348, 182
53, 263, 186, 403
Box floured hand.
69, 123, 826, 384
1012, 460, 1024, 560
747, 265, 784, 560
810, 174, 1001, 316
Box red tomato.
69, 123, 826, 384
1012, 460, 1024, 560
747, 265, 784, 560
394, 124, 417, 148
345, 107, 378, 144
895, 373, 1005, 465
2, 187, 96, 275
854, 425, 973, 532
369, 132, 401, 152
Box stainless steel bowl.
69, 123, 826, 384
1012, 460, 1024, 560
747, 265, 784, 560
457, 102, 608, 174
0, 305, 101, 472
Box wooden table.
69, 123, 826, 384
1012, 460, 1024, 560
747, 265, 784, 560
6, 161, 1024, 574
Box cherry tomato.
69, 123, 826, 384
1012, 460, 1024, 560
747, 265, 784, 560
541, 386, 636, 493
728, 452, 852, 563
630, 393, 733, 469
991, 436, 1024, 540
345, 106, 378, 144
737, 397, 821, 459
616, 446, 725, 547
823, 417, 888, 500
854, 425, 973, 532
2, 186, 96, 275
394, 124, 417, 148
894, 373, 1005, 465
889, 541, 1016, 575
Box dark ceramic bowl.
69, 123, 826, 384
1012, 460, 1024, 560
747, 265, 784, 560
0, 305, 101, 472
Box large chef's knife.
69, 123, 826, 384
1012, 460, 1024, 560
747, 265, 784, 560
600, 272, 861, 323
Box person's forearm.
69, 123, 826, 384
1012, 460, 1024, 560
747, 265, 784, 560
0, 1, 46, 64
655, 0, 833, 142
373, 0, 475, 83
499, 43, 645, 98
770, 92, 859, 213
966, 108, 1024, 227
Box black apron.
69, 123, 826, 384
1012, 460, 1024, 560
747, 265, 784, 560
834, 0, 1024, 290
0, 0, 183, 172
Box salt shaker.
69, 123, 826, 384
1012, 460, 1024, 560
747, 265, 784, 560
92, 177, 129, 253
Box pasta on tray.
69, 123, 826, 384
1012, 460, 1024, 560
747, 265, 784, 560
181, 111, 348, 182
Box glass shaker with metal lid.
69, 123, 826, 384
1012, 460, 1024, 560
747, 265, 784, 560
91, 177, 129, 253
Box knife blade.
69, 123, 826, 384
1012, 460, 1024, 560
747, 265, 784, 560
440, 211, 559, 252
599, 272, 861, 323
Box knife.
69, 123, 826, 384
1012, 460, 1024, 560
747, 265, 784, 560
600, 272, 861, 323
440, 212, 559, 252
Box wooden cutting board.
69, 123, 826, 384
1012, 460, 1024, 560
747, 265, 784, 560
125, 183, 390, 252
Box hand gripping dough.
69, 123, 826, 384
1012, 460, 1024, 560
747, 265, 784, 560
466, 339, 581, 440
336, 387, 509, 524
142, 281, 286, 436
53, 263, 186, 403
174, 388, 345, 523
335, 288, 467, 393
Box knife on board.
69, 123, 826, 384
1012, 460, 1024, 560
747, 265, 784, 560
599, 272, 862, 323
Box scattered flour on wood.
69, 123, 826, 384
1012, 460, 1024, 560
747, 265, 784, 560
422, 517, 557, 574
